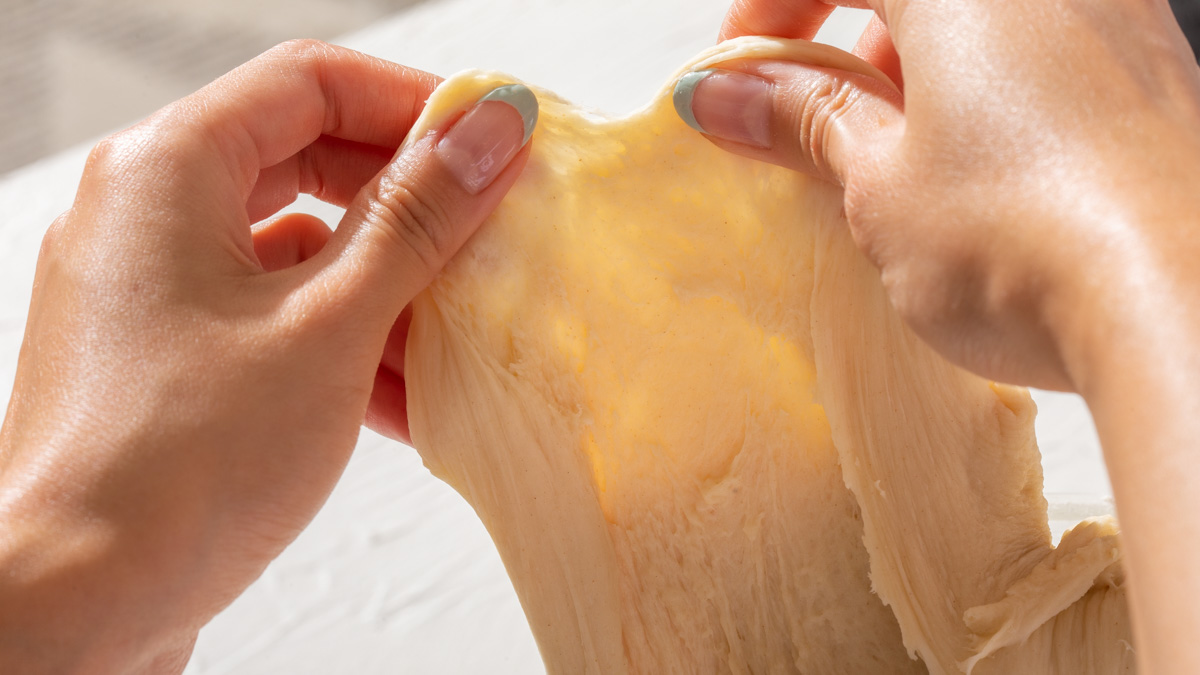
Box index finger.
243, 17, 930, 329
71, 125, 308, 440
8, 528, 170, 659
160, 40, 440, 202
720, 0, 838, 41
853, 15, 903, 89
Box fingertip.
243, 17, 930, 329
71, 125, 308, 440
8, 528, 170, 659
676, 59, 903, 187
380, 304, 413, 376
251, 212, 333, 272
719, 0, 837, 42
435, 84, 538, 195
364, 365, 411, 445
676, 69, 775, 149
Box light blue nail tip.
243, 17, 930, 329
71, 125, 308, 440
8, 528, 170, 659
480, 83, 539, 145
673, 69, 714, 134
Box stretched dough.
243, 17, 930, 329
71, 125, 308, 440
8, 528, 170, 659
403, 37, 1134, 674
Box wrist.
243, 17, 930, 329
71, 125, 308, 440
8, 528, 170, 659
0, 454, 200, 674
1039, 203, 1200, 399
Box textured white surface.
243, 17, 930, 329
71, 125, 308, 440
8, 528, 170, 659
0, 1, 1112, 673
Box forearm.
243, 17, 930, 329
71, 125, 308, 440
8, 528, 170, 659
1065, 258, 1200, 674
1089, 371, 1200, 673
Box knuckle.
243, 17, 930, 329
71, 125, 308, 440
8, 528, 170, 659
789, 76, 859, 176
85, 134, 119, 167
38, 213, 71, 259
264, 39, 345, 135
84, 129, 140, 177
365, 173, 457, 270
269, 39, 338, 86
882, 252, 976, 338
881, 264, 942, 336
270, 38, 333, 62
84, 120, 185, 186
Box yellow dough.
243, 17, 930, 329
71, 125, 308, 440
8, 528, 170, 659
403, 37, 1135, 674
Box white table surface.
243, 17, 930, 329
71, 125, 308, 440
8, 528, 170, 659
0, 1, 1113, 672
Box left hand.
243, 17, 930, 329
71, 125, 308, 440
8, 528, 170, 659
702, 3, 1200, 673
0, 39, 532, 674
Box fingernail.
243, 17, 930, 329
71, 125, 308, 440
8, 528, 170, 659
436, 84, 538, 194
673, 69, 773, 149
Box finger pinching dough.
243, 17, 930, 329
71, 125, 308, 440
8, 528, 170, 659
403, 37, 1135, 674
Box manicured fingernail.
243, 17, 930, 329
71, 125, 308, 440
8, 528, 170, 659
673, 69, 773, 149
436, 84, 539, 194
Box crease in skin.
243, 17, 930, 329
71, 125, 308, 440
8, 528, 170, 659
403, 36, 1134, 674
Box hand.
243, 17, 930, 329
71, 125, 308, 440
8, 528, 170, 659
680, 2, 1200, 672
0, 40, 535, 674
682, 0, 1200, 392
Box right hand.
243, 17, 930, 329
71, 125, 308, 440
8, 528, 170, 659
684, 3, 1200, 673
682, 0, 1200, 393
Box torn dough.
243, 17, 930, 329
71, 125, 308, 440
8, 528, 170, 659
403, 37, 1135, 674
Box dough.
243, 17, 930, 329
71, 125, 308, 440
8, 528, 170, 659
402, 37, 1134, 674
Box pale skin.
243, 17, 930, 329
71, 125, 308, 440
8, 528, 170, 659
1, 3, 1198, 675
691, 1, 1200, 672
0, 40, 533, 673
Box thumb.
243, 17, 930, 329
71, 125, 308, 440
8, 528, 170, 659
325, 83, 538, 320
673, 57, 903, 186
